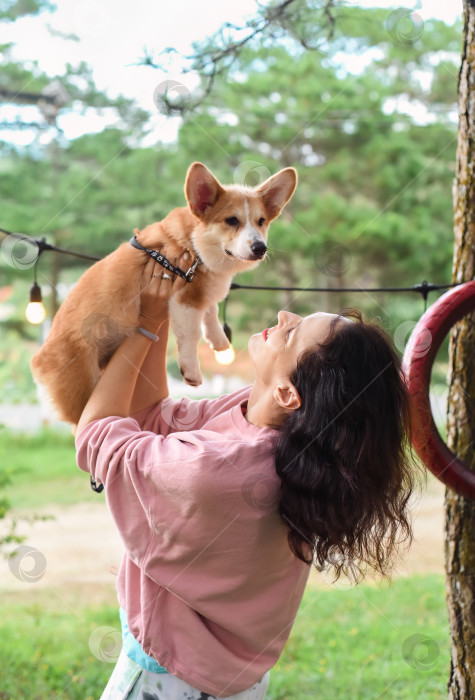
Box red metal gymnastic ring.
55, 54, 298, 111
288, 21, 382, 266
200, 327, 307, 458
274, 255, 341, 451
402, 280, 475, 499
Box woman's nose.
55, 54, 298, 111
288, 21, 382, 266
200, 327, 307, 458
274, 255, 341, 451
277, 310, 301, 326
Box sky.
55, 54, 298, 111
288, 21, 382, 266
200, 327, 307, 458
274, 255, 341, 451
0, 0, 463, 145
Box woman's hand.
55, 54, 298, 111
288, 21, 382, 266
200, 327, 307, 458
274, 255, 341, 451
139, 246, 189, 332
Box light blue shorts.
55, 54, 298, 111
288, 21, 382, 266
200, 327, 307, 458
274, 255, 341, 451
100, 648, 270, 700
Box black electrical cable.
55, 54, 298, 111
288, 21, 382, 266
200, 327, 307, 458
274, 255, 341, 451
0, 226, 462, 306
0, 228, 101, 262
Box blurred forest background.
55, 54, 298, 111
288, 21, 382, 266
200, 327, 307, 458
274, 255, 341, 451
0, 0, 461, 405
0, 2, 462, 697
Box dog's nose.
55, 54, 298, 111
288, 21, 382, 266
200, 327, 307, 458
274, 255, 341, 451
250, 241, 267, 258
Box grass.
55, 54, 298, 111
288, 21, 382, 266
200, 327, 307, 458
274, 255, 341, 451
0, 575, 450, 700
0, 599, 118, 700
0, 428, 95, 511
268, 575, 449, 700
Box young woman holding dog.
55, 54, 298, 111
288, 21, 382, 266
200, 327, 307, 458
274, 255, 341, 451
75, 244, 422, 700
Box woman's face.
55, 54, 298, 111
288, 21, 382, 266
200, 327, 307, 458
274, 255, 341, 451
248, 310, 342, 385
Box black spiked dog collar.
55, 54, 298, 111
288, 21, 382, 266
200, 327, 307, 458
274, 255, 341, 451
129, 235, 201, 282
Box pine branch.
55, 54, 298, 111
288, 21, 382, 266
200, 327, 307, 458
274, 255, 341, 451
144, 0, 339, 114
0, 88, 56, 105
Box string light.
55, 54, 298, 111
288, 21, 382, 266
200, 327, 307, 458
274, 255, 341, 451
215, 320, 236, 365
0, 227, 463, 337
214, 311, 236, 365
25, 281, 46, 324
24, 245, 47, 324
215, 346, 236, 365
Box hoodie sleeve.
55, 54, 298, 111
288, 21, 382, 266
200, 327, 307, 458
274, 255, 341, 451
75, 415, 206, 566
130, 386, 251, 435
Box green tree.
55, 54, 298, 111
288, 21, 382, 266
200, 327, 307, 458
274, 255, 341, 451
0, 0, 150, 313
1, 6, 461, 337
161, 7, 460, 333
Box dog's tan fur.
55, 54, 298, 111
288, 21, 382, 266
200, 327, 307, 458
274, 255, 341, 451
31, 162, 297, 425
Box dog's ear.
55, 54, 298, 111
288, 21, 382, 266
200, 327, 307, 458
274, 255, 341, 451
185, 162, 224, 218
256, 168, 298, 220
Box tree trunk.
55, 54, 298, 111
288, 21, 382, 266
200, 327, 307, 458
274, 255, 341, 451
445, 2, 475, 697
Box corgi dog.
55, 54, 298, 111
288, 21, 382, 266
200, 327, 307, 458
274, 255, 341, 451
31, 162, 297, 425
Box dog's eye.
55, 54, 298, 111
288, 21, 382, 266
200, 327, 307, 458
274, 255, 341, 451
258, 217, 265, 227
225, 216, 240, 227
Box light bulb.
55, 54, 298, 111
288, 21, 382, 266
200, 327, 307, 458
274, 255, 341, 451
26, 282, 46, 324
214, 345, 236, 365
26, 302, 47, 324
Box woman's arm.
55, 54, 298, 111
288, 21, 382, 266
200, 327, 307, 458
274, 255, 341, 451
77, 249, 187, 434
129, 319, 170, 415
76, 329, 160, 434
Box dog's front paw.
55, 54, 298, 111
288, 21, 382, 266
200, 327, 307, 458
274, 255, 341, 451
211, 338, 231, 352
179, 363, 203, 387
204, 328, 231, 352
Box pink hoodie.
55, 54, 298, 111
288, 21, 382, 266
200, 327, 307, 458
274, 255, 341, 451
75, 386, 310, 697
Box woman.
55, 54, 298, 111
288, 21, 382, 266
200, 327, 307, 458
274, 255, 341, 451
75, 247, 422, 700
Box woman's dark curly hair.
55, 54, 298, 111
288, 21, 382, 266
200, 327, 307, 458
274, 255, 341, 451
275, 309, 425, 584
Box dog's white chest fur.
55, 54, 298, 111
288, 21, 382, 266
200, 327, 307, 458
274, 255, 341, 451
165, 163, 297, 386
169, 270, 233, 386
